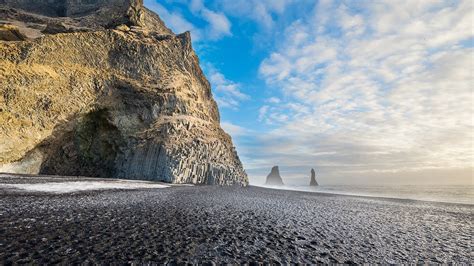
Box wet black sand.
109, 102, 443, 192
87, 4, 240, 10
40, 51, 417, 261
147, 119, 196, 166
0, 176, 472, 264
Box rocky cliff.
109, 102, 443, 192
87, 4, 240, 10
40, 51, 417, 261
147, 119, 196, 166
0, 0, 248, 185
265, 166, 284, 186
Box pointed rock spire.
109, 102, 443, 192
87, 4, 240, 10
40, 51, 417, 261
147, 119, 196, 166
265, 166, 284, 186
310, 168, 318, 186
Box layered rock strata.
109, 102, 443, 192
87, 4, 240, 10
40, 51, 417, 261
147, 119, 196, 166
0, 0, 248, 185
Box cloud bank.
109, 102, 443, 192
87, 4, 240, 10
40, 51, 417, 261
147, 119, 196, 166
254, 0, 473, 184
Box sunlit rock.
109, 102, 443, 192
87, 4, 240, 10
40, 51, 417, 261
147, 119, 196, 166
0, 0, 248, 185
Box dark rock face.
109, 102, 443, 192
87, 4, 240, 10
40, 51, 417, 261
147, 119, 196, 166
0, 0, 248, 185
310, 168, 318, 186
265, 166, 284, 186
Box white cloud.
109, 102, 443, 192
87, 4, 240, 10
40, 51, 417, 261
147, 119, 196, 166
266, 97, 281, 104
144, 1, 200, 38
221, 121, 251, 137
204, 64, 249, 109
255, 0, 474, 181
144, 0, 231, 41
259, 53, 292, 81
258, 105, 269, 121
189, 0, 232, 40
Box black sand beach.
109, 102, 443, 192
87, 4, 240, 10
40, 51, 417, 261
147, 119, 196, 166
0, 176, 472, 264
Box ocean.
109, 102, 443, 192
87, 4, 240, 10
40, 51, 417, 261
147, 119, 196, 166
257, 184, 473, 205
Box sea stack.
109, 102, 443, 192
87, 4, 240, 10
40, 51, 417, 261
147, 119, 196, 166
0, 0, 248, 185
265, 166, 284, 186
309, 168, 318, 186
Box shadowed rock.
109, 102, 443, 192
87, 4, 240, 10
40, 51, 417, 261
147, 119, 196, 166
265, 166, 284, 186
310, 168, 318, 186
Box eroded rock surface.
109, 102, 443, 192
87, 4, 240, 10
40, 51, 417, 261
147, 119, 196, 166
0, 0, 248, 185
265, 166, 284, 186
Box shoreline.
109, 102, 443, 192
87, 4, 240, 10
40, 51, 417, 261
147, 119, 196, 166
1, 172, 471, 205
1, 175, 472, 263
251, 184, 474, 207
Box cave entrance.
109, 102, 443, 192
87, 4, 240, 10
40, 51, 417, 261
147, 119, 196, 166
75, 108, 124, 177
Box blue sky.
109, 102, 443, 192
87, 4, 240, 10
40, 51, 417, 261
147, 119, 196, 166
145, 0, 473, 185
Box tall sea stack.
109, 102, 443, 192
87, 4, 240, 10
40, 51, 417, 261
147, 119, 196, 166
0, 0, 248, 185
265, 166, 284, 186
309, 168, 318, 186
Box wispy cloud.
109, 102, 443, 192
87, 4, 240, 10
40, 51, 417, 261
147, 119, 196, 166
221, 121, 252, 137
145, 0, 231, 41
266, 97, 281, 104
216, 0, 296, 29
203, 64, 249, 109
144, 0, 199, 37
189, 0, 232, 40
